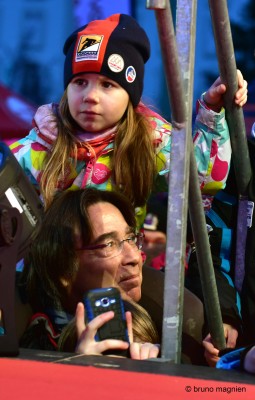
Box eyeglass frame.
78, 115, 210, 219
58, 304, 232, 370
76, 232, 145, 258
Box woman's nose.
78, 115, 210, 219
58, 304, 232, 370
121, 240, 141, 262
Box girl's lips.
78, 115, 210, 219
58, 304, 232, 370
82, 110, 98, 115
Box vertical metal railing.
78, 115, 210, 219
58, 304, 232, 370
176, 0, 226, 353
146, 0, 226, 362
146, 0, 189, 362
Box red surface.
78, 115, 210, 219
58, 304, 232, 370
0, 358, 254, 399
0, 84, 36, 143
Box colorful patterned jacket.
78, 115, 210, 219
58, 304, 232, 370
10, 99, 231, 229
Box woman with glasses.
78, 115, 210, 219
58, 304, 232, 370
18, 188, 160, 359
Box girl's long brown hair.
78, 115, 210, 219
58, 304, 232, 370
58, 298, 160, 353
40, 91, 157, 209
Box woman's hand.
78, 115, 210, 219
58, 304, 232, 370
203, 69, 248, 112
75, 302, 129, 355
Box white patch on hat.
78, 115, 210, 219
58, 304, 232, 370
107, 54, 124, 73
125, 66, 136, 83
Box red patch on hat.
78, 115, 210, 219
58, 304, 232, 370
73, 15, 121, 75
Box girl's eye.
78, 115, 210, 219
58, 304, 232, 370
102, 81, 113, 89
73, 78, 87, 86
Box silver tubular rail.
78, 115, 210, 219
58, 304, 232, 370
146, 0, 226, 362
176, 0, 226, 350
147, 0, 189, 362
176, 0, 226, 352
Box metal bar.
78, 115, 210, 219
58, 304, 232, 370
176, 0, 196, 124
147, 0, 226, 359
177, 0, 226, 351
146, 0, 188, 362
188, 151, 226, 349
208, 0, 251, 195
146, 0, 186, 124
176, 0, 226, 352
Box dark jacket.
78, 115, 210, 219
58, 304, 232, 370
241, 137, 255, 344
185, 146, 244, 338
186, 137, 255, 344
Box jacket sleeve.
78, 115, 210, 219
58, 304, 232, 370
152, 98, 231, 199
10, 130, 48, 194
186, 252, 242, 337
216, 346, 246, 371
193, 97, 231, 196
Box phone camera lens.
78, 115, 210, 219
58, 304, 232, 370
101, 297, 110, 307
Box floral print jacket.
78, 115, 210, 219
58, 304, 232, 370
10, 99, 231, 228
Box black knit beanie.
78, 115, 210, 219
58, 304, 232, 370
63, 14, 150, 107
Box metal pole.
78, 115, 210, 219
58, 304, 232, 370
147, 0, 226, 359
208, 0, 251, 195
146, 0, 186, 123
147, 0, 188, 362
176, 0, 226, 351
188, 153, 226, 349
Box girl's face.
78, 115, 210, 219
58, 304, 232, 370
67, 73, 129, 133
72, 201, 143, 303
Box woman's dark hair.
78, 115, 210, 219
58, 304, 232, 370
20, 188, 136, 311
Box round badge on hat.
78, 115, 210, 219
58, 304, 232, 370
125, 66, 136, 83
108, 54, 124, 73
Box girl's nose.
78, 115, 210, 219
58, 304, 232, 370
83, 84, 99, 103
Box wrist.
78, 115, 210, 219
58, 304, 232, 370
201, 92, 222, 113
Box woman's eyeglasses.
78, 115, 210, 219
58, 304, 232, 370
76, 232, 144, 259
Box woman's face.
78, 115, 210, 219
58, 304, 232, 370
72, 201, 143, 303
67, 73, 129, 133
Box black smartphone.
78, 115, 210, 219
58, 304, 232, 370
83, 287, 129, 343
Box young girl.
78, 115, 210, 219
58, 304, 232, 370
9, 13, 248, 229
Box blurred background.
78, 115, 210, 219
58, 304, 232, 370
0, 0, 254, 143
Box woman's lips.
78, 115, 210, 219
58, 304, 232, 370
119, 274, 141, 290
